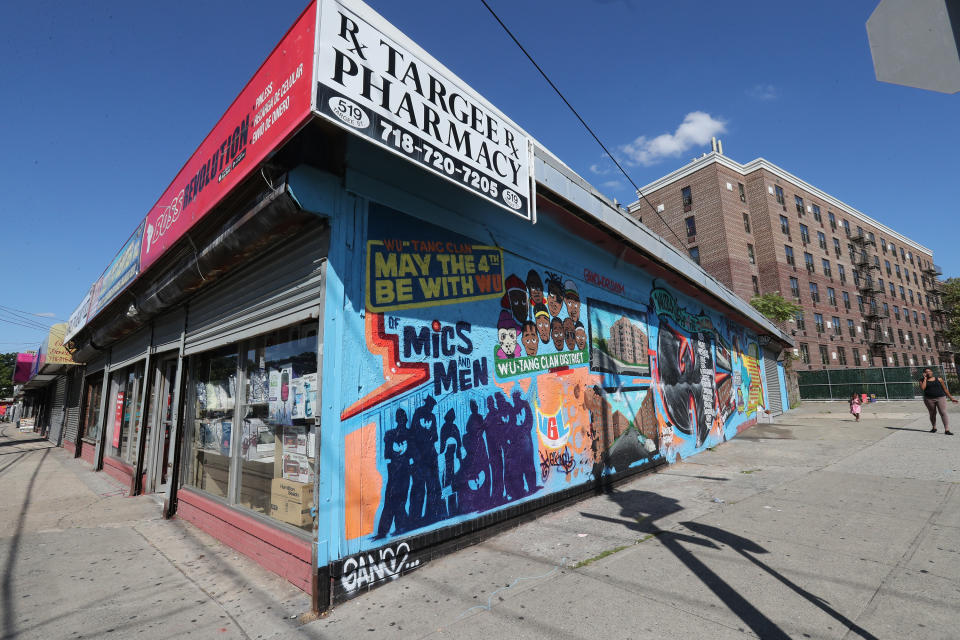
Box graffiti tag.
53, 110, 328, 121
539, 448, 576, 480
340, 542, 419, 593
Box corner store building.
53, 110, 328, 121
60, 0, 792, 610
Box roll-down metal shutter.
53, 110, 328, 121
184, 226, 329, 355
46, 375, 69, 445
63, 367, 84, 445
152, 307, 185, 353
84, 352, 109, 376
763, 347, 784, 416
109, 326, 151, 371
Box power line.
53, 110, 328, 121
477, 0, 688, 249
0, 317, 52, 332
0, 311, 52, 331
0, 304, 63, 323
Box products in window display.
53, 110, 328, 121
219, 421, 232, 456
204, 377, 236, 412
282, 452, 313, 483
269, 496, 312, 526
282, 425, 308, 455
247, 369, 269, 404
291, 373, 317, 419
268, 364, 294, 425
197, 421, 223, 453
241, 418, 275, 461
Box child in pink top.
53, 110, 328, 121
849, 393, 862, 422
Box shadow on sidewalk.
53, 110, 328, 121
580, 488, 878, 640
2, 449, 50, 640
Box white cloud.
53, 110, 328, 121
589, 163, 610, 175
619, 112, 727, 167
601, 180, 622, 189
33, 312, 56, 317
747, 84, 778, 100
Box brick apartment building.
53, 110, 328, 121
628, 146, 955, 372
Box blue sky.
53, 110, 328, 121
1, 0, 957, 352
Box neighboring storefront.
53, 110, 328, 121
19, 325, 79, 444
58, 0, 792, 612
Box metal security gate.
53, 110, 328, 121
763, 348, 784, 415
798, 366, 945, 400
46, 375, 69, 445
62, 367, 84, 446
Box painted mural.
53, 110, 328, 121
337, 203, 768, 579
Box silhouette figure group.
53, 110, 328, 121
376, 391, 540, 539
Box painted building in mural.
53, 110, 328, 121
52, 0, 792, 612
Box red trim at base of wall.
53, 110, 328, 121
102, 455, 133, 486
176, 488, 311, 593
63, 439, 76, 455
80, 443, 95, 466
737, 417, 758, 434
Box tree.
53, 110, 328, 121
749, 292, 802, 324
0, 352, 16, 398
940, 277, 960, 370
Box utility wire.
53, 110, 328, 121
0, 310, 53, 331
478, 0, 688, 249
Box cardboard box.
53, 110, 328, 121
271, 477, 314, 504
269, 496, 312, 527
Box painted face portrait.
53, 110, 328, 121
563, 280, 580, 321
521, 322, 538, 356
535, 312, 550, 343
575, 323, 587, 350
508, 289, 528, 324
498, 327, 518, 358
546, 277, 564, 317
526, 269, 545, 306
563, 317, 576, 350
550, 317, 564, 351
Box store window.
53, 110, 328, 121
82, 377, 103, 441
184, 321, 318, 532
105, 362, 145, 465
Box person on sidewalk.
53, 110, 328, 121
920, 368, 958, 435
849, 393, 862, 422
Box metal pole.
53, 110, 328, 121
881, 366, 888, 400
92, 351, 112, 472
164, 320, 188, 519
826, 367, 833, 400
130, 348, 153, 496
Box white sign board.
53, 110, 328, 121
314, 0, 532, 219
63, 286, 94, 344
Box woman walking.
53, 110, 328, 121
849, 393, 862, 422
920, 368, 958, 435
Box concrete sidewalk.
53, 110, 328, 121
2, 399, 959, 639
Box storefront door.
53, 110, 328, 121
146, 357, 178, 494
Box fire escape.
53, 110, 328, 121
853, 232, 892, 360
923, 263, 955, 370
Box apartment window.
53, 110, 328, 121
800, 343, 810, 364
681, 186, 693, 211
688, 246, 700, 264
742, 212, 751, 233
685, 215, 697, 237
837, 347, 847, 366
879, 277, 885, 290
800, 224, 810, 244
784, 245, 795, 265
889, 242, 896, 256
810, 282, 820, 302
780, 215, 790, 235
883, 302, 889, 316
913, 310, 919, 324
812, 204, 822, 222
856, 225, 863, 238
899, 285, 905, 300
747, 243, 756, 264
892, 352, 899, 366
885, 260, 891, 276
900, 247, 906, 261
880, 239, 887, 254
828, 211, 837, 230
775, 185, 785, 205
909, 290, 914, 304
814, 313, 825, 332
897, 328, 905, 345
790, 277, 800, 298
838, 264, 846, 283
795, 311, 806, 330
857, 295, 864, 313
847, 319, 856, 338
908, 331, 915, 346
819, 344, 830, 365
921, 312, 927, 326
842, 291, 851, 310
913, 272, 918, 285
794, 195, 805, 214
908, 251, 913, 264
893, 305, 900, 320
833, 316, 842, 336
889, 283, 896, 297
904, 309, 911, 324
832, 238, 841, 257
805, 252, 815, 273
822, 259, 832, 278
843, 219, 851, 236
817, 231, 826, 250
827, 287, 837, 306
738, 182, 746, 202
752, 275, 760, 296
852, 348, 861, 366
895, 264, 901, 279
853, 269, 861, 286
